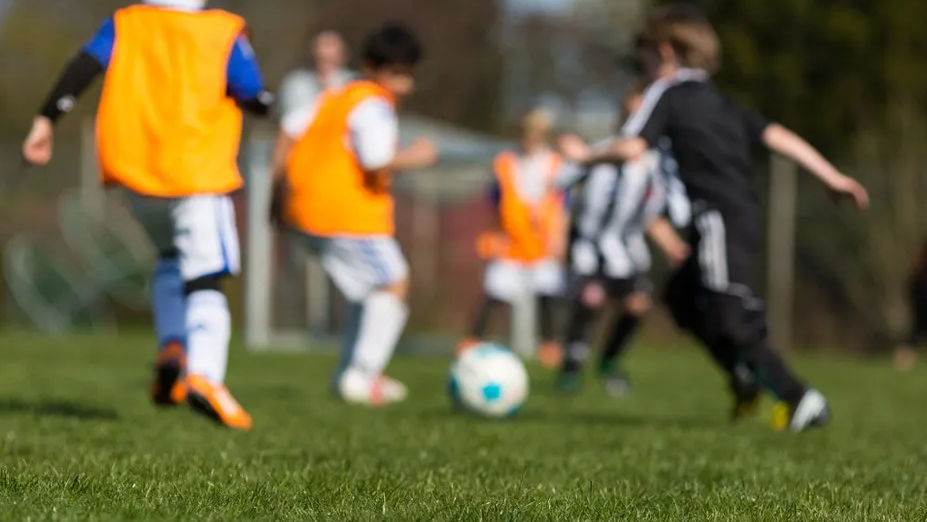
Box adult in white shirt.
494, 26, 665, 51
272, 31, 354, 176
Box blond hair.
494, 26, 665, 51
520, 108, 553, 133
639, 4, 720, 74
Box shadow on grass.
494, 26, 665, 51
0, 398, 119, 421
516, 410, 720, 430
425, 406, 720, 430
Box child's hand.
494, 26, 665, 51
557, 134, 590, 164
402, 138, 438, 169
23, 116, 54, 166
665, 241, 691, 268
827, 174, 869, 210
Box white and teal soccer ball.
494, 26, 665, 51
449, 342, 529, 418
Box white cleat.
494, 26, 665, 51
337, 368, 408, 407
787, 389, 831, 432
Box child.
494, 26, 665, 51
23, 0, 273, 430
273, 22, 438, 406
555, 81, 691, 394
894, 239, 927, 371
558, 5, 869, 431
458, 109, 567, 369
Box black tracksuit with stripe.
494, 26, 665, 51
622, 69, 808, 405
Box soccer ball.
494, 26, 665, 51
449, 342, 529, 418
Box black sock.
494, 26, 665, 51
599, 313, 641, 366
470, 296, 503, 339
702, 339, 741, 377
744, 343, 806, 405
561, 300, 597, 371
538, 295, 560, 341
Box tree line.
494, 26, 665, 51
1, 0, 922, 349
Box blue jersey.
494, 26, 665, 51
82, 13, 265, 103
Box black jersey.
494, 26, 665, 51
621, 68, 769, 221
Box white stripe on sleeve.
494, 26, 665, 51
620, 68, 707, 137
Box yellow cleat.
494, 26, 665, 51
771, 401, 790, 432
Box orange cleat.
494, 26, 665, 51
538, 341, 563, 369
150, 341, 188, 407
185, 374, 253, 431
455, 338, 480, 357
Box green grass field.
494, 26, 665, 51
2, 332, 927, 521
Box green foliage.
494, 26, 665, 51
0, 0, 117, 139
659, 0, 927, 155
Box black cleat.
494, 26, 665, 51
556, 359, 583, 394
150, 341, 187, 407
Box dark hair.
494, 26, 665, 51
361, 22, 423, 69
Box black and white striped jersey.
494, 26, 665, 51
558, 147, 690, 279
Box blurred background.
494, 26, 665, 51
1, 0, 925, 355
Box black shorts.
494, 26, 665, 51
664, 205, 767, 348
570, 273, 652, 305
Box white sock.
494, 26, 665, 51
151, 259, 186, 349
186, 290, 231, 384
349, 292, 408, 377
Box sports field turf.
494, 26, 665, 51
2, 331, 926, 521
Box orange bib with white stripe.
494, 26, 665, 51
96, 6, 245, 197
284, 81, 396, 236
479, 151, 565, 263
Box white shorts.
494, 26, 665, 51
295, 233, 409, 302
124, 192, 240, 281
483, 259, 565, 303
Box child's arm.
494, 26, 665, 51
646, 217, 690, 267
24, 17, 113, 165
385, 139, 438, 172
762, 123, 869, 209
351, 98, 437, 173
558, 134, 648, 166
562, 87, 673, 165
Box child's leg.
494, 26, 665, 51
599, 278, 651, 367
125, 191, 190, 408
896, 282, 927, 370
536, 294, 564, 369
310, 235, 410, 405
557, 278, 606, 391
691, 210, 825, 431
560, 300, 597, 371
537, 295, 560, 342
168, 194, 250, 430
332, 301, 364, 389
149, 253, 188, 405
470, 296, 505, 340
459, 259, 514, 352
534, 260, 567, 367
